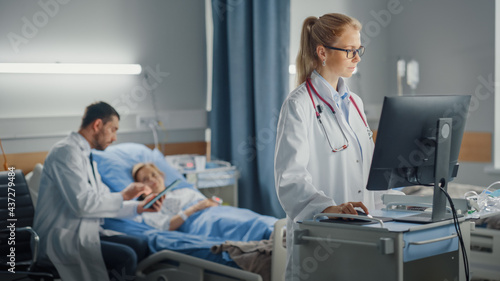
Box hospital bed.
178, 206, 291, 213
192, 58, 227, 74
12, 142, 287, 281
2, 167, 286, 281
134, 217, 286, 281
91, 142, 287, 281
136, 249, 262, 281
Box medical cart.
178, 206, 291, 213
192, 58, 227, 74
469, 210, 500, 280
185, 161, 239, 207
294, 210, 472, 281
165, 155, 239, 206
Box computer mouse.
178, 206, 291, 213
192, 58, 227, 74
356, 210, 367, 216
355, 209, 373, 218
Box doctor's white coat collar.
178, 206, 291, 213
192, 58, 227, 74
311, 70, 351, 110
70, 131, 92, 157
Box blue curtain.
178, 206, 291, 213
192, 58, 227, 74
211, 0, 289, 218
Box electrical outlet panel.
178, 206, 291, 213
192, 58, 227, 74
136, 116, 157, 128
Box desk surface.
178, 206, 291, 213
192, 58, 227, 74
302, 209, 468, 233
467, 208, 500, 220
302, 208, 500, 234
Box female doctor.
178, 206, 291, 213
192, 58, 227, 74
274, 13, 382, 280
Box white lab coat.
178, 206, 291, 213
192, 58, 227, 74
33, 132, 139, 281
275, 72, 382, 280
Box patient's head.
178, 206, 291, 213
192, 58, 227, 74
132, 163, 165, 194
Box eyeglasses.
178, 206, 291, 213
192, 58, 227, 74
323, 45, 365, 59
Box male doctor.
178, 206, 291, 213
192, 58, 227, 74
33, 102, 163, 281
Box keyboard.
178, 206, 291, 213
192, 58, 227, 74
393, 212, 460, 224
320, 215, 393, 225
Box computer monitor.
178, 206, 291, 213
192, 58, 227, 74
366, 95, 471, 223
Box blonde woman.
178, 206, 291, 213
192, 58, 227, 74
132, 163, 277, 241
274, 13, 382, 279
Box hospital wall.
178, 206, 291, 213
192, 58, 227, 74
386, 0, 497, 187
291, 0, 498, 187
1, 0, 497, 187
0, 0, 208, 158
289, 0, 391, 107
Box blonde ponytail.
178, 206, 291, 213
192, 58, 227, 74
295, 13, 362, 86
296, 17, 318, 88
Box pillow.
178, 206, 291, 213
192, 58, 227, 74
92, 143, 195, 192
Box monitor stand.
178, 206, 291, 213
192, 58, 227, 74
394, 118, 456, 224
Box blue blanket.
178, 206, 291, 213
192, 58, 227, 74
103, 206, 277, 267
179, 206, 276, 241
93, 143, 278, 267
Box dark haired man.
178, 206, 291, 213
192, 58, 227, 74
33, 102, 162, 281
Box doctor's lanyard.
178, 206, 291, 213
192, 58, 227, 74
305, 78, 372, 153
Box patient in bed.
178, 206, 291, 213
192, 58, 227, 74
92, 143, 279, 277
131, 162, 277, 241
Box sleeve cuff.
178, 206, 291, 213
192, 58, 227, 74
119, 200, 140, 218
177, 210, 188, 221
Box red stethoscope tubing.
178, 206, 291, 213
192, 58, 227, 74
306, 78, 368, 127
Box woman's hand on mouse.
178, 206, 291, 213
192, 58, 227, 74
322, 202, 369, 219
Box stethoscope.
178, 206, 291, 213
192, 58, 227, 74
306, 78, 372, 152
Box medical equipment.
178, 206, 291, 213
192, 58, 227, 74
166, 155, 239, 206
398, 182, 500, 280
470, 227, 500, 280
464, 181, 500, 216
211, 195, 223, 205
407, 59, 419, 92
464, 182, 500, 278
295, 211, 473, 281
305, 78, 372, 152
460, 182, 500, 279
397, 58, 405, 96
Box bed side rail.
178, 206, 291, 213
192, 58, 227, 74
271, 218, 286, 281
136, 249, 263, 281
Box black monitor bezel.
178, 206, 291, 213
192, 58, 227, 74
366, 95, 471, 191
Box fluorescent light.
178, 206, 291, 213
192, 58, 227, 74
0, 63, 142, 75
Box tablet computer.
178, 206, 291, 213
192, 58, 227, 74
143, 179, 181, 209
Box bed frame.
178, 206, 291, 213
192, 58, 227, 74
10, 141, 288, 281
136, 219, 287, 281
136, 250, 263, 281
